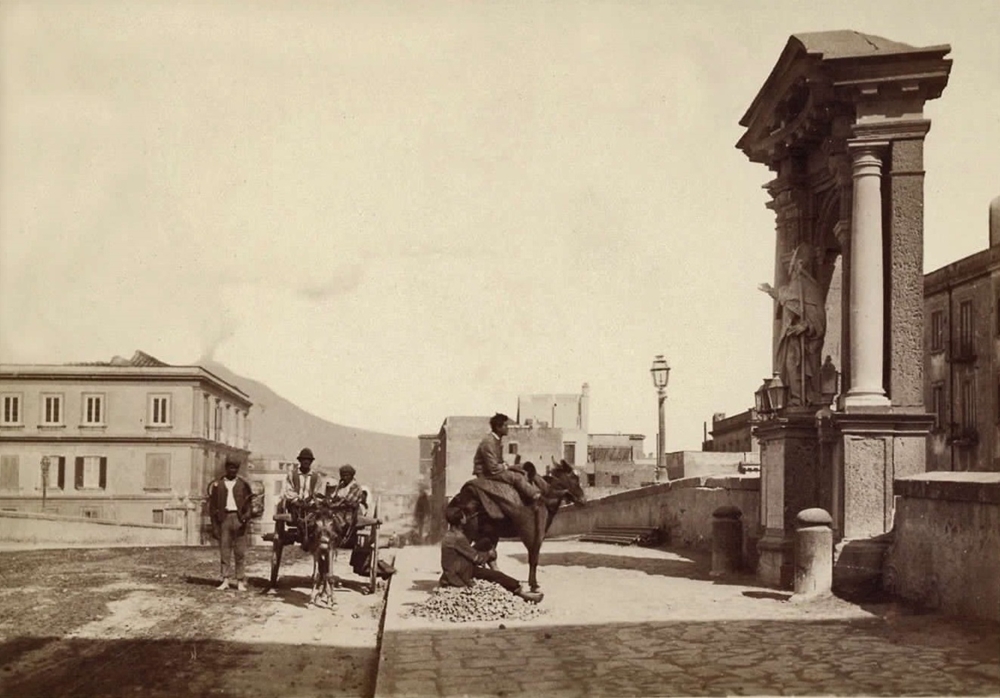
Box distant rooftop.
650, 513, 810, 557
70, 350, 172, 368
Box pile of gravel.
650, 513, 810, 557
404, 580, 549, 623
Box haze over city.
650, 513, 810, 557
2, 0, 997, 449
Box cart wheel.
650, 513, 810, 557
269, 537, 283, 590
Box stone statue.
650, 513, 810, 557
758, 242, 827, 407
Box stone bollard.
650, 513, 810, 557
710, 505, 743, 577
794, 508, 833, 597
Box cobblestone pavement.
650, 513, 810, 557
375, 540, 1000, 697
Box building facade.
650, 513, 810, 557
702, 410, 760, 454
924, 196, 1000, 472
587, 433, 650, 489
517, 383, 590, 468
0, 351, 252, 526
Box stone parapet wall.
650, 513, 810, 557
887, 472, 1000, 621
548, 475, 761, 566
0, 510, 186, 548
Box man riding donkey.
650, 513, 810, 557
474, 413, 540, 503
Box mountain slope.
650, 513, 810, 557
201, 360, 420, 492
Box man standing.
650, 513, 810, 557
473, 413, 539, 503
440, 507, 542, 603
208, 457, 255, 591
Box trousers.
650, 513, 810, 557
218, 511, 247, 580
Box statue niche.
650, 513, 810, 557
758, 242, 827, 408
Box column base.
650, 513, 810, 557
843, 391, 891, 409
757, 529, 794, 589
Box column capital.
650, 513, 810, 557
847, 139, 889, 158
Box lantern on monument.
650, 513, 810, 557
754, 377, 772, 417
820, 355, 840, 407
766, 373, 789, 414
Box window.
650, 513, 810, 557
39, 456, 66, 490
148, 395, 171, 426
0, 455, 19, 490
611, 474, 621, 485
202, 394, 210, 437
152, 509, 165, 524
930, 310, 944, 352
81, 507, 101, 519
74, 456, 107, 490
1, 394, 21, 425
507, 443, 518, 456
41, 394, 63, 425
931, 383, 945, 431
961, 379, 977, 432
958, 301, 974, 357
144, 454, 171, 491
563, 442, 576, 465
214, 401, 222, 441
587, 473, 595, 487
82, 394, 105, 425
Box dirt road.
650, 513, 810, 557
0, 545, 388, 698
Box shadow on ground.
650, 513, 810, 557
0, 637, 377, 698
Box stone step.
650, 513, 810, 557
578, 534, 641, 545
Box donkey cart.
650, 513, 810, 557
263, 493, 381, 600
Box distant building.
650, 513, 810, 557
0, 351, 251, 528
517, 383, 590, 468
246, 455, 297, 543
702, 410, 760, 454
418, 433, 437, 490
587, 433, 650, 489
924, 195, 1000, 472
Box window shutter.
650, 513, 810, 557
57, 458, 65, 489
75, 457, 84, 489
99, 457, 107, 489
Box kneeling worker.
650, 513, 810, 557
440, 507, 543, 603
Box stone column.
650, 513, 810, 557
844, 142, 890, 408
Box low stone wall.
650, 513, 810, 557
886, 472, 1000, 622
0, 510, 186, 548
549, 475, 761, 565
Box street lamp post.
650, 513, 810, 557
40, 456, 50, 511
650, 355, 671, 481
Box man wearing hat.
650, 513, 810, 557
280, 447, 324, 543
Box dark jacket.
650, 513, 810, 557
439, 528, 490, 587
207, 475, 255, 525
472, 432, 505, 477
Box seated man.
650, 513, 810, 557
279, 447, 324, 545
440, 507, 542, 603
473, 413, 540, 504
325, 464, 379, 526
328, 465, 396, 578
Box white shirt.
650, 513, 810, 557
223, 478, 238, 511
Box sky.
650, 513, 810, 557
2, 1, 998, 451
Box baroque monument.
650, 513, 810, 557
737, 31, 951, 586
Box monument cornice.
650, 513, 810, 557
851, 118, 933, 142
737, 32, 951, 169
830, 411, 935, 436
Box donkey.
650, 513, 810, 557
445, 459, 586, 593
304, 494, 354, 607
